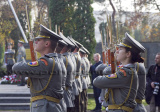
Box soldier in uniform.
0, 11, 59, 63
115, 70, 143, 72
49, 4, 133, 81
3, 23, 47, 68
68, 37, 83, 112
59, 33, 76, 112
17, 40, 26, 86
133, 62, 147, 112
12, 24, 63, 112
5, 43, 15, 75
93, 32, 145, 112
80, 48, 88, 112
56, 40, 68, 112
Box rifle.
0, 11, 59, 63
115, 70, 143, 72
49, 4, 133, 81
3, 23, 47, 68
26, 5, 37, 62
106, 15, 116, 73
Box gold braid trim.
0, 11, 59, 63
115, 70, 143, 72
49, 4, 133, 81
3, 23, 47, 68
121, 43, 132, 48
38, 35, 50, 38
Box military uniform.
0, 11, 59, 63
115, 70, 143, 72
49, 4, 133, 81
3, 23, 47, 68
133, 63, 147, 112
63, 52, 75, 109
17, 40, 26, 86
80, 49, 88, 112
59, 33, 78, 112
58, 53, 67, 112
12, 24, 64, 112
17, 41, 26, 62
94, 32, 146, 112
5, 47, 15, 75
68, 37, 83, 112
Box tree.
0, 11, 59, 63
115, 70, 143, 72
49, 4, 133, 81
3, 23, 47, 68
73, 0, 96, 61
49, 0, 75, 36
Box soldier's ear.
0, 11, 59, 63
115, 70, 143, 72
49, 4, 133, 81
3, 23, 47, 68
45, 41, 50, 47
126, 51, 131, 58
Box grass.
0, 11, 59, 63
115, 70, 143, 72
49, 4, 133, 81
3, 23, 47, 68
87, 88, 93, 93
87, 98, 106, 111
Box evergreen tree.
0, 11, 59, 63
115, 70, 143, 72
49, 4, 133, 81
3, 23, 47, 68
73, 0, 96, 61
49, 0, 75, 36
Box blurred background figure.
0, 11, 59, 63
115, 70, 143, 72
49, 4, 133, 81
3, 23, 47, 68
17, 40, 26, 86
4, 43, 15, 75
146, 53, 160, 112
90, 53, 102, 112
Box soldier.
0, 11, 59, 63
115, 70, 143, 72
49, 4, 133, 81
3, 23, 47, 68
82, 47, 91, 87
82, 47, 91, 112
12, 24, 63, 112
79, 48, 88, 112
68, 37, 83, 112
17, 40, 26, 86
133, 62, 147, 112
56, 40, 68, 112
5, 43, 15, 75
93, 32, 145, 112
59, 33, 76, 112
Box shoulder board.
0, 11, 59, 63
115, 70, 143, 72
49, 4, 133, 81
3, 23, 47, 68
119, 69, 127, 76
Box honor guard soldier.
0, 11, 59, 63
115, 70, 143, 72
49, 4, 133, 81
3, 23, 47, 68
68, 37, 83, 112
12, 24, 63, 112
133, 62, 147, 112
17, 40, 26, 86
82, 47, 91, 87
81, 46, 91, 112
5, 43, 15, 75
93, 32, 145, 112
59, 33, 76, 112
56, 40, 68, 112
80, 48, 88, 112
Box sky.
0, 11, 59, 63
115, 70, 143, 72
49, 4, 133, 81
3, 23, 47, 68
91, 0, 160, 42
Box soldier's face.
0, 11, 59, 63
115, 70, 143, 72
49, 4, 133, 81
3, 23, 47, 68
116, 47, 129, 62
155, 55, 160, 65
34, 39, 45, 52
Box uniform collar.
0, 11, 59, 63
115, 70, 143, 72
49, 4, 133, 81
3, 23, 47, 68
45, 53, 57, 58
123, 63, 135, 68
63, 52, 70, 56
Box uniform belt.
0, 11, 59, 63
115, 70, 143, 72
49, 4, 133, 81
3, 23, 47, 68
31, 95, 60, 103
7, 58, 14, 59
135, 99, 142, 104
108, 105, 133, 112
75, 76, 79, 79
65, 86, 69, 91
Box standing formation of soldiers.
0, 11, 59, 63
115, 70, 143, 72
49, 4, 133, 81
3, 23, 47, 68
12, 24, 90, 112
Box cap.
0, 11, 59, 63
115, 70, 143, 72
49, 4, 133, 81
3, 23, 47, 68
18, 40, 24, 44
35, 24, 62, 41
79, 48, 86, 54
82, 47, 90, 54
74, 40, 83, 48
117, 32, 145, 53
59, 32, 75, 48
67, 37, 79, 48
58, 40, 68, 46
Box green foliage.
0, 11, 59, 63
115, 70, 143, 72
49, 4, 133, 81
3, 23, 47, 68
49, 0, 96, 61
72, 0, 96, 61
49, 0, 75, 36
